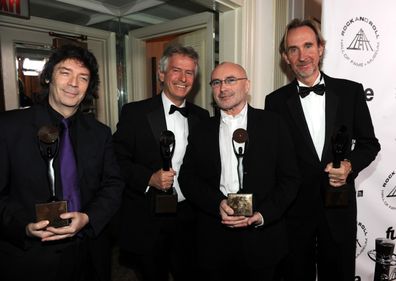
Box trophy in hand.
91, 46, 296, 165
227, 128, 253, 216
153, 130, 178, 214
325, 125, 350, 208
35, 125, 69, 227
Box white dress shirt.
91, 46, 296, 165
162, 93, 189, 202
298, 74, 326, 160
219, 103, 248, 196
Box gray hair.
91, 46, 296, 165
159, 44, 199, 76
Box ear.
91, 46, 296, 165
282, 53, 290, 65
158, 70, 165, 82
245, 79, 250, 94
318, 44, 324, 58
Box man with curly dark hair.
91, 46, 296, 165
0, 44, 124, 281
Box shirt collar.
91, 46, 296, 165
46, 100, 78, 127
220, 102, 248, 123
161, 91, 186, 114
297, 72, 324, 88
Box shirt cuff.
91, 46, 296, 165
254, 212, 265, 227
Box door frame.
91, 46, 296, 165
127, 12, 214, 110
0, 15, 118, 130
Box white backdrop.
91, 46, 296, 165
322, 0, 396, 280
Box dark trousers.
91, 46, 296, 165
280, 213, 356, 281
0, 237, 90, 281
120, 201, 197, 281
195, 224, 282, 281
198, 266, 277, 281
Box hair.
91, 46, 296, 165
279, 18, 326, 55
158, 43, 199, 76
39, 44, 100, 99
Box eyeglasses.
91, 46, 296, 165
209, 77, 247, 87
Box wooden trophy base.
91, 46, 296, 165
154, 192, 178, 215
35, 200, 70, 227
324, 186, 349, 208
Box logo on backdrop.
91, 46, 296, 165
356, 221, 368, 258
381, 170, 396, 210
386, 226, 396, 240
340, 17, 380, 67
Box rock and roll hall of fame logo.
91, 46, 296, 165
340, 16, 380, 67
356, 221, 368, 258
381, 170, 396, 210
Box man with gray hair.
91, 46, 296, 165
113, 44, 209, 281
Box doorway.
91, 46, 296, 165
0, 16, 117, 128
127, 12, 215, 114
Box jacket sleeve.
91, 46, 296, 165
348, 83, 380, 178
82, 126, 124, 238
112, 105, 156, 194
179, 122, 226, 218
254, 115, 301, 225
0, 136, 32, 249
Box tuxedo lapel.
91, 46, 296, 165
186, 102, 200, 130
75, 115, 93, 182
210, 115, 222, 177
32, 104, 53, 133
321, 76, 339, 164
243, 106, 257, 192
286, 82, 319, 161
147, 95, 167, 145
31, 105, 57, 162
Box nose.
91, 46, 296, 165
298, 48, 307, 61
179, 71, 187, 82
68, 75, 78, 87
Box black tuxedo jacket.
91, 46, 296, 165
0, 103, 124, 280
113, 94, 209, 254
265, 73, 380, 242
178, 106, 300, 268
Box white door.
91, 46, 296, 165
174, 28, 211, 111
127, 12, 215, 114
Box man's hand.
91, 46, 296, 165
325, 160, 352, 187
149, 168, 176, 191
25, 212, 89, 242
247, 212, 264, 226
26, 220, 52, 239
220, 199, 249, 228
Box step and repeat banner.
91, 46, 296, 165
322, 0, 396, 280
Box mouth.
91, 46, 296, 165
297, 62, 310, 68
218, 93, 233, 101
174, 84, 188, 89
63, 89, 79, 97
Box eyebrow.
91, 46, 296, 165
57, 66, 90, 76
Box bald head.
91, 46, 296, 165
211, 62, 247, 80
210, 62, 250, 116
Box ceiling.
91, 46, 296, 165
29, 0, 213, 34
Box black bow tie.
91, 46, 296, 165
169, 104, 188, 117
298, 84, 326, 98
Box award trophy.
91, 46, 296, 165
153, 130, 178, 214
368, 238, 396, 281
35, 125, 69, 227
324, 125, 350, 208
227, 128, 253, 216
